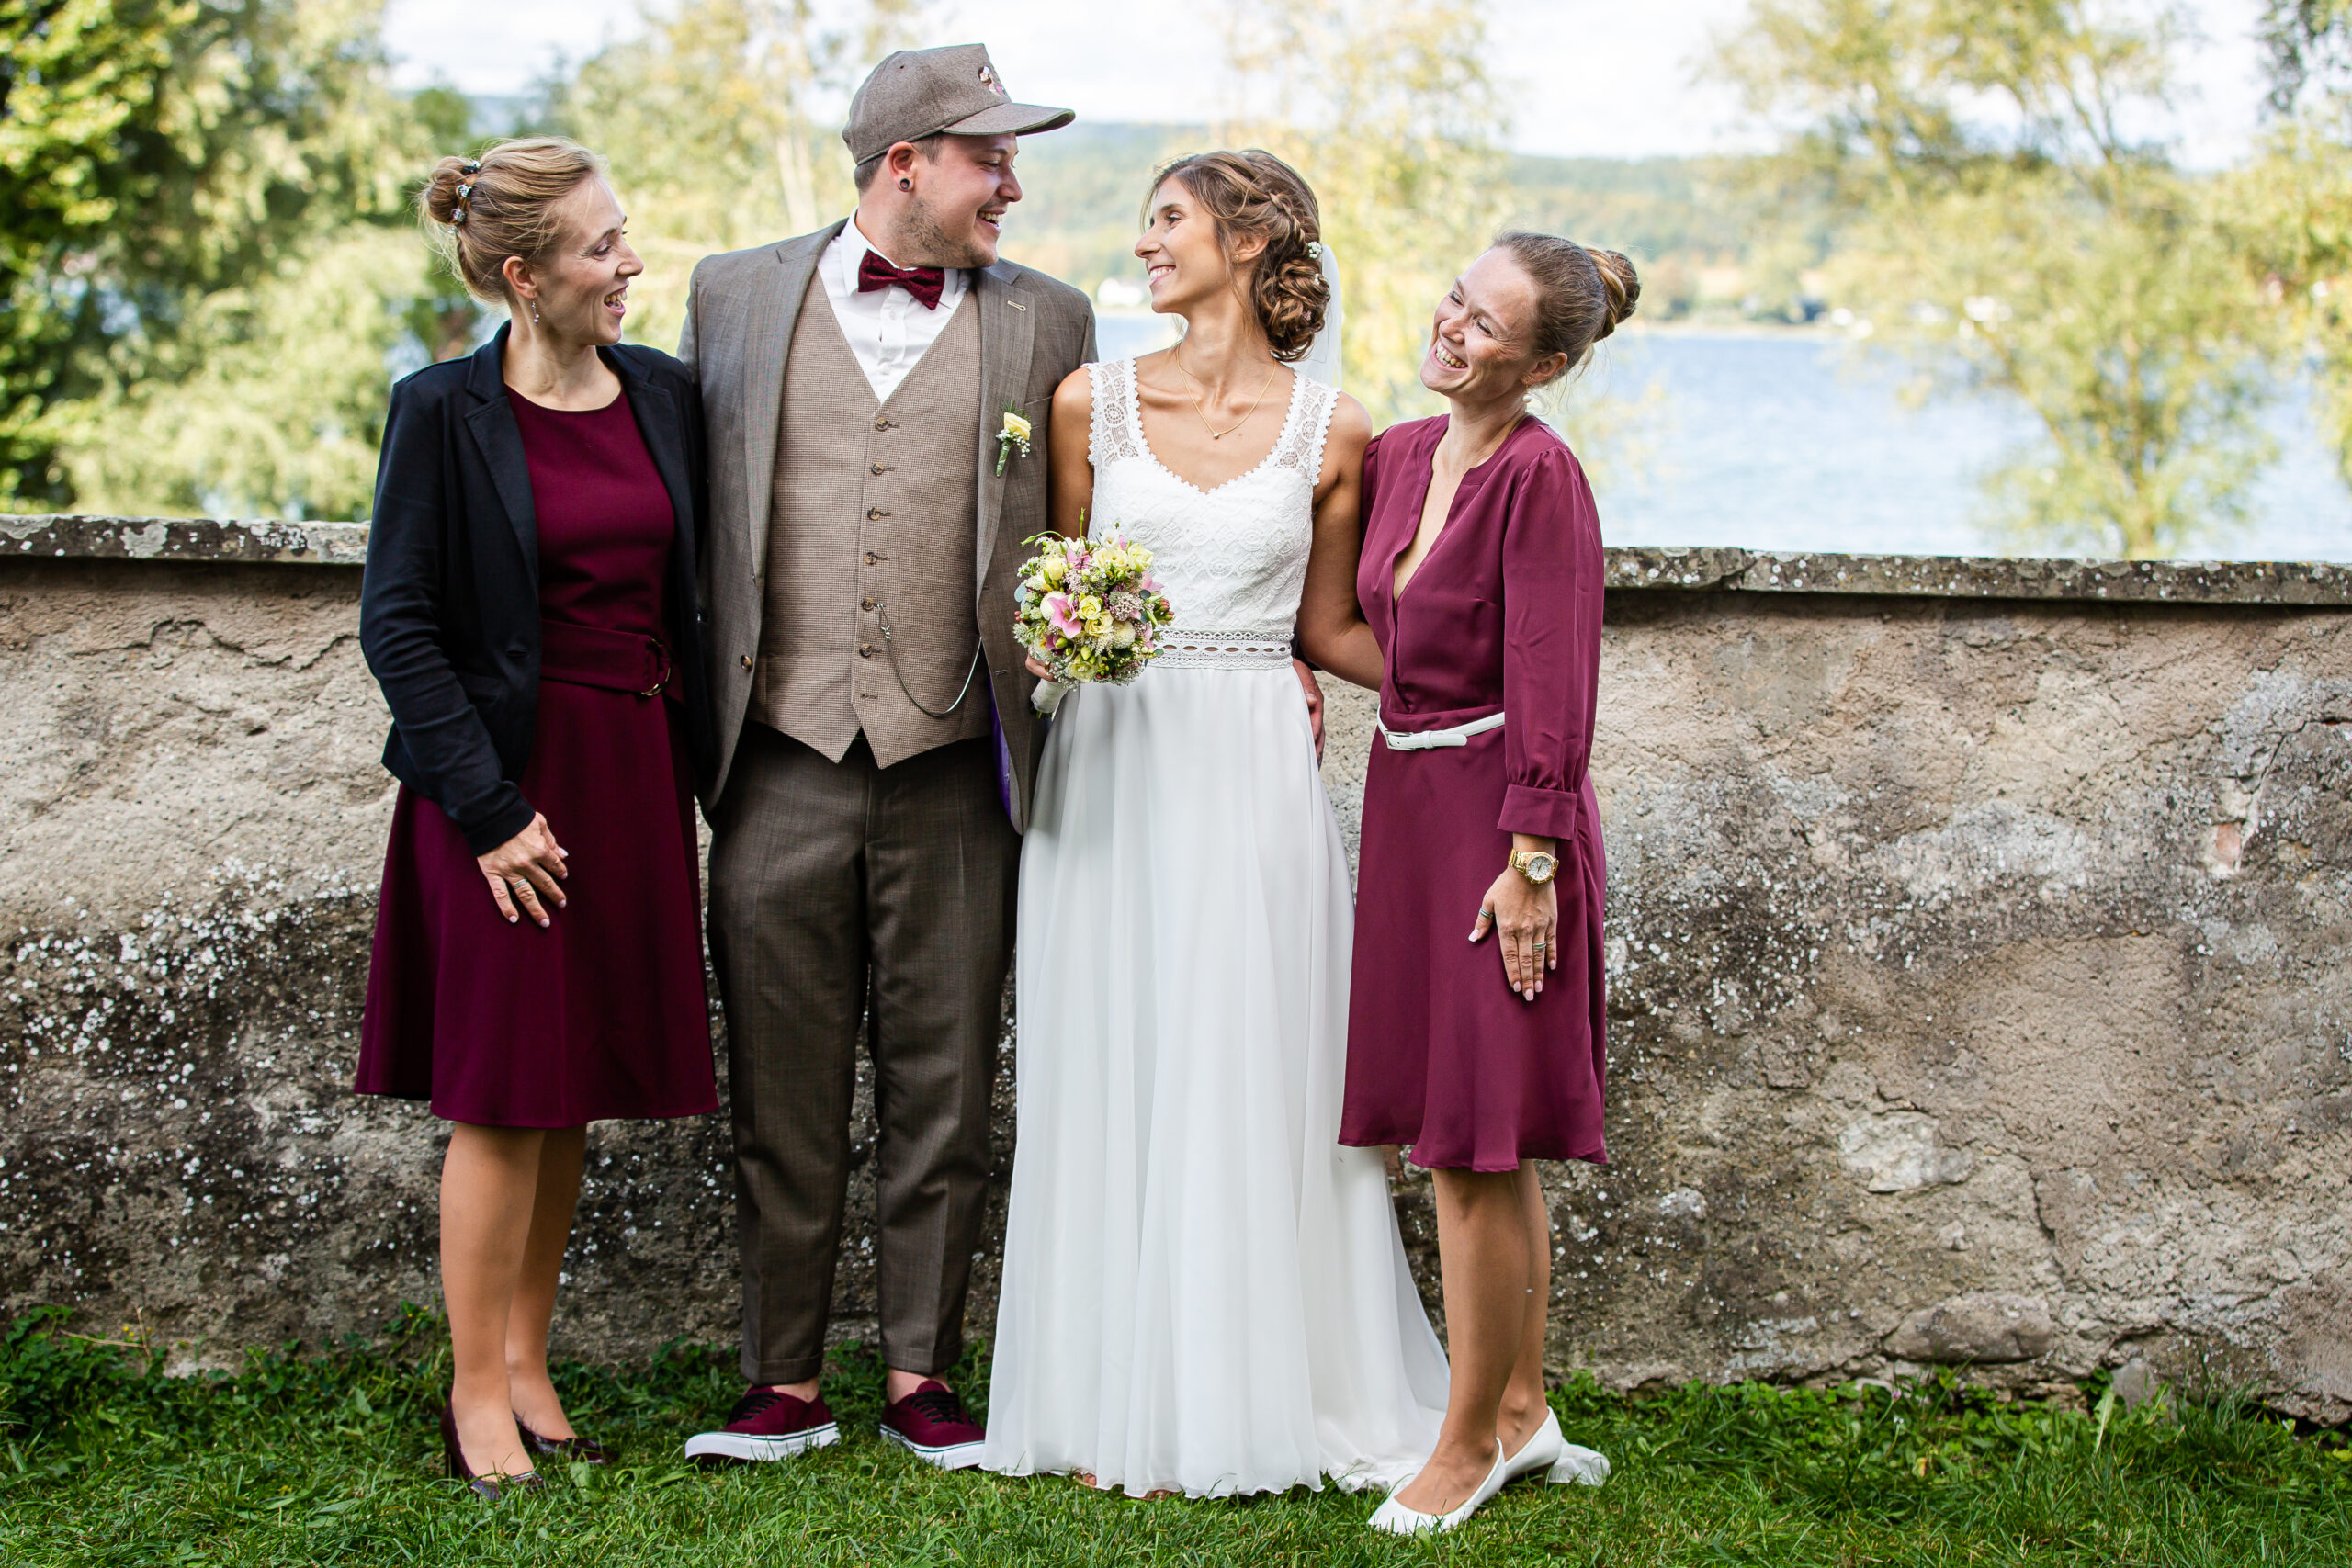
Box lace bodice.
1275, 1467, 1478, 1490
1087, 357, 1338, 667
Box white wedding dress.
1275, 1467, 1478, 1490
980, 358, 1449, 1498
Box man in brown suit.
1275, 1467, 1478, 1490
677, 45, 1094, 1468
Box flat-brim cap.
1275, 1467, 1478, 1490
843, 44, 1075, 165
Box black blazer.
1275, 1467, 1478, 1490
359, 325, 716, 856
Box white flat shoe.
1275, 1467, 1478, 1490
1368, 1440, 1510, 1535
1548, 1438, 1611, 1486
1500, 1408, 1612, 1487
1501, 1408, 1563, 1483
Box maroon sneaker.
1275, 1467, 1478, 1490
879, 1380, 987, 1469
684, 1387, 841, 1464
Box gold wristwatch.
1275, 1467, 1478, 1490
1510, 849, 1560, 886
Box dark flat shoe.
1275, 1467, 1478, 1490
515, 1411, 615, 1465
441, 1398, 543, 1501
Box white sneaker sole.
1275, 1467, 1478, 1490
879, 1425, 985, 1470
684, 1423, 841, 1463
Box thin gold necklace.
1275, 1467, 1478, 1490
1173, 346, 1279, 440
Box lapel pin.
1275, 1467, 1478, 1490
1005, 299, 1029, 311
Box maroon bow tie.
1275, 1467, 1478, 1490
857, 251, 947, 310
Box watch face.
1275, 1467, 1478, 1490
1522, 852, 1558, 882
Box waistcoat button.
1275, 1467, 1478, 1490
858, 644, 875, 658
866, 507, 886, 521
873, 416, 891, 432
739, 654, 753, 671
861, 597, 876, 612
871, 462, 888, 475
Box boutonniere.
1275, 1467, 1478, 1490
995, 404, 1034, 477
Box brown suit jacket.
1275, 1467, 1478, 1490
678, 220, 1096, 829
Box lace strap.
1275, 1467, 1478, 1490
1275, 374, 1340, 482
1086, 358, 1143, 468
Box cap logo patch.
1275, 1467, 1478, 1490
978, 64, 1004, 95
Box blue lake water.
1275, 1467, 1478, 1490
1092, 314, 2352, 563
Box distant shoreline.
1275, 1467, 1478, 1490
1088, 306, 1849, 343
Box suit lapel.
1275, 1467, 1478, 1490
742, 223, 842, 583
460, 329, 537, 589
973, 264, 1035, 581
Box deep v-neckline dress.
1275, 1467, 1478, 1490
1338, 413, 1610, 1171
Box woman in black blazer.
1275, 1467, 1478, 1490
356, 138, 717, 1497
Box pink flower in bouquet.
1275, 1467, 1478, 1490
1042, 591, 1084, 639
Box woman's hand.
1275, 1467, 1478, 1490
1024, 652, 1055, 682
1293, 659, 1325, 759
1469, 858, 1557, 999
478, 813, 567, 927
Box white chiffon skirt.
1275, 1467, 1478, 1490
981, 662, 1450, 1498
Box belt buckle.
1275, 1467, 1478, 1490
639, 638, 672, 697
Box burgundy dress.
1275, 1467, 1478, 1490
356, 392, 717, 1127
1338, 415, 1607, 1171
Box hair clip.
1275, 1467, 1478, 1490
462, 160, 481, 175
1305, 241, 1323, 259
455, 183, 472, 202
450, 209, 469, 226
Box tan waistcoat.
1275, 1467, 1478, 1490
751, 288, 990, 767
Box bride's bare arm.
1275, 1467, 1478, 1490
1298, 392, 1384, 690
1047, 367, 1094, 540
1027, 368, 1099, 681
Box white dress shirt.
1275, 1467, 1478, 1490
819, 216, 972, 403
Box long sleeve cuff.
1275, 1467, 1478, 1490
1498, 782, 1582, 840
458, 792, 537, 859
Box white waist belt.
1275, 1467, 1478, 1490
1378, 711, 1505, 750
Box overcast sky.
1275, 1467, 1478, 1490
383, 0, 2276, 164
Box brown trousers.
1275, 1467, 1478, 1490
707, 724, 1018, 1383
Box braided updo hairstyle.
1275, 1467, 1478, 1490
419, 137, 607, 304
1148, 150, 1329, 362
1492, 231, 1642, 381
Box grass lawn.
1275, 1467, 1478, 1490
2, 1306, 2346, 1566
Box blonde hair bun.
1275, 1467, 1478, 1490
417, 138, 608, 304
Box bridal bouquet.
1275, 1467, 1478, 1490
1013, 529, 1173, 706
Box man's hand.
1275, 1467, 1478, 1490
1294, 659, 1325, 760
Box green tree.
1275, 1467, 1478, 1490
1216, 0, 1659, 481
1724, 0, 2286, 558
2235, 1, 2352, 485
1, 0, 431, 515
2260, 0, 2352, 113
554, 0, 925, 355
1220, 0, 1511, 430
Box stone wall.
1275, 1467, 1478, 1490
6, 515, 2348, 1421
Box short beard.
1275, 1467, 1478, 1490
897, 190, 994, 270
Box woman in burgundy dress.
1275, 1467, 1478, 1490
356, 139, 715, 1497
1301, 234, 1637, 1533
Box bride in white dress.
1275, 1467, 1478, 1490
980, 152, 1449, 1498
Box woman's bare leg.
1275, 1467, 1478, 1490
1498, 1163, 1554, 1459
505, 1124, 587, 1440
1391, 1167, 1526, 1514
441, 1123, 544, 1477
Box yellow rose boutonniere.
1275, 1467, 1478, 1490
995, 405, 1034, 477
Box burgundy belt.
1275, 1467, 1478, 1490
538, 619, 677, 701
